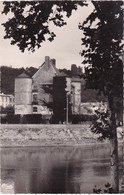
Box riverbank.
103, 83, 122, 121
1, 124, 124, 147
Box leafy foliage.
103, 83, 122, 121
1, 66, 24, 94
26, 66, 38, 77
72, 114, 96, 124
93, 183, 114, 194
2, 1, 86, 52
79, 2, 123, 152
79, 1, 123, 100
91, 106, 113, 140
120, 177, 124, 193
2, 1, 123, 103
59, 68, 72, 77
81, 86, 106, 103
93, 180, 124, 194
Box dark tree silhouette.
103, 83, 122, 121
1, 66, 25, 94
2, 1, 86, 52
79, 1, 123, 192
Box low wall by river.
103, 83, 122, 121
1, 124, 123, 147
1, 124, 101, 147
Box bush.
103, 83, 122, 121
91, 108, 113, 141
6, 114, 20, 124
1, 115, 7, 124
93, 183, 114, 193
2, 113, 95, 124
72, 114, 96, 124
2, 114, 42, 124
21, 114, 42, 124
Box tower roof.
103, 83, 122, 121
71, 77, 82, 82
56, 71, 69, 77
16, 72, 31, 79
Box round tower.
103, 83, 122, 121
15, 72, 32, 115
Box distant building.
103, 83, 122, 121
71, 78, 82, 114
0, 93, 14, 108
14, 56, 85, 118
32, 56, 59, 115
14, 56, 62, 115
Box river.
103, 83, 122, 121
1, 144, 124, 193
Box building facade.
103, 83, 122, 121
32, 56, 59, 115
15, 72, 32, 115
0, 93, 14, 108
71, 78, 82, 114
14, 56, 82, 117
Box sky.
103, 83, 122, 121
0, 1, 94, 70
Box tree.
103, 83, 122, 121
1, 66, 38, 94
52, 76, 72, 124
79, 1, 123, 192
2, 1, 123, 192
25, 67, 38, 77
2, 1, 86, 52
1, 66, 25, 94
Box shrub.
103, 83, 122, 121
3, 114, 42, 124
93, 183, 114, 194
22, 114, 42, 124
5, 114, 20, 124
72, 114, 96, 124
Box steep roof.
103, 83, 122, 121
71, 77, 82, 82
16, 72, 31, 79
56, 71, 69, 77
32, 57, 59, 84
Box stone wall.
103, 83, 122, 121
1, 124, 100, 147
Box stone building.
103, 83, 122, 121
14, 56, 82, 117
32, 56, 59, 115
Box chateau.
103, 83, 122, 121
15, 56, 82, 118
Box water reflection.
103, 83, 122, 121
1, 144, 124, 193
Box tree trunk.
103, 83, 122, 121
108, 95, 119, 193
110, 132, 119, 193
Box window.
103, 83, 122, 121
33, 93, 38, 102
49, 94, 53, 102
32, 85, 38, 92
33, 107, 38, 112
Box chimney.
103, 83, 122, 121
71, 64, 77, 76
45, 56, 50, 68
50, 58, 56, 67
